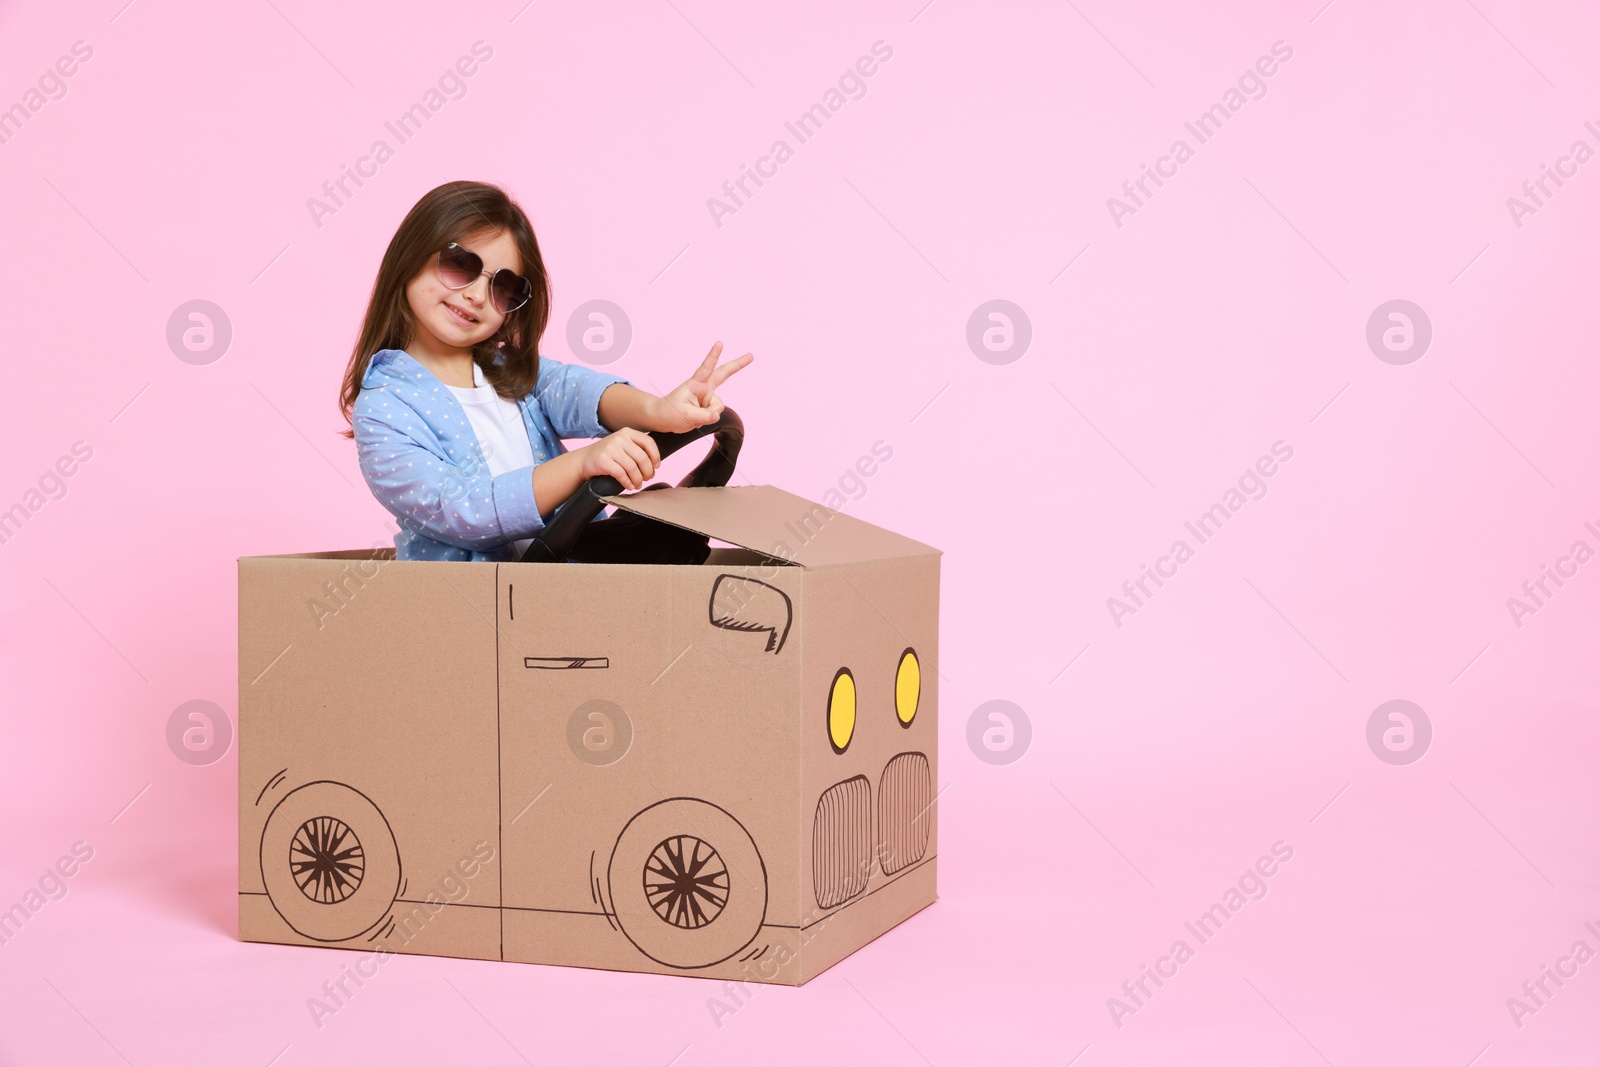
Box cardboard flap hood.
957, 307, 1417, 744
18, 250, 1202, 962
601, 485, 939, 567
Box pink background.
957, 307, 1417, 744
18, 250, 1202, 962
2, 0, 1598, 1063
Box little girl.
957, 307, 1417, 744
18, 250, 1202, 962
338, 181, 752, 561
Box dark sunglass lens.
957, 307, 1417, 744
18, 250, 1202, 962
438, 244, 481, 288
492, 270, 532, 314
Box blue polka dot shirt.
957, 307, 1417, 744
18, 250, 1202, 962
352, 348, 630, 561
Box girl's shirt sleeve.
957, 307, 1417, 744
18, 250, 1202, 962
353, 403, 543, 553
351, 355, 631, 555
534, 355, 630, 440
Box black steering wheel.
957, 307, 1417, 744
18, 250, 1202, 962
518, 408, 744, 563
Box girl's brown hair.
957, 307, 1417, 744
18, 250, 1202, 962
338, 180, 551, 439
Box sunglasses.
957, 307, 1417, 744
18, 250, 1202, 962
435, 242, 534, 316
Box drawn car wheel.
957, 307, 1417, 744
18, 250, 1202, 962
608, 798, 766, 969
260, 781, 401, 943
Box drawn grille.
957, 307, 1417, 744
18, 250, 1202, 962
876, 752, 932, 876
812, 776, 872, 909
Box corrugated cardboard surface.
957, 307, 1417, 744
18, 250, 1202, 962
498, 560, 806, 974
239, 486, 940, 984
604, 484, 941, 567
239, 558, 502, 949
795, 555, 940, 982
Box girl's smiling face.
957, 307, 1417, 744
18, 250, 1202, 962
405, 228, 522, 358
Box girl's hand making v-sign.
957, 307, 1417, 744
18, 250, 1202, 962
651, 341, 754, 434
575, 342, 754, 495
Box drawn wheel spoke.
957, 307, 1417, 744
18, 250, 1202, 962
290, 816, 365, 904
642, 835, 729, 929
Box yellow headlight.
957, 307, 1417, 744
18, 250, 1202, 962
895, 648, 920, 727
828, 668, 856, 753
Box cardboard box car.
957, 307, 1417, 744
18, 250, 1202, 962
238, 484, 941, 985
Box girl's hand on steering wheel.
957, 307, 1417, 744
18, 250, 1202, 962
578, 427, 661, 491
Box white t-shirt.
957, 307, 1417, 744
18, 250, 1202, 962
445, 362, 539, 558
